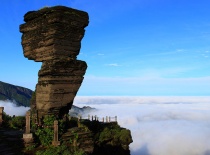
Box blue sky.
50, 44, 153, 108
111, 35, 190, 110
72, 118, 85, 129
1, 0, 210, 96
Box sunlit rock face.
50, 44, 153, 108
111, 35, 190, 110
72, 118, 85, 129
20, 6, 88, 120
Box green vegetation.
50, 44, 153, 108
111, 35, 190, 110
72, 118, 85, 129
79, 120, 132, 154
2, 111, 11, 127
35, 144, 86, 155
2, 112, 25, 129
1, 111, 132, 155
98, 126, 131, 144
34, 115, 65, 146
9, 116, 25, 129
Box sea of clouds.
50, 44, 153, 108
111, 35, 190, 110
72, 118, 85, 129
1, 96, 210, 155
74, 96, 210, 155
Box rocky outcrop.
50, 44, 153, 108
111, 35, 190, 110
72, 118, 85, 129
20, 6, 89, 120
61, 127, 94, 154
64, 119, 133, 155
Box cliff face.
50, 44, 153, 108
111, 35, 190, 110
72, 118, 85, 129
0, 81, 32, 107
20, 6, 88, 120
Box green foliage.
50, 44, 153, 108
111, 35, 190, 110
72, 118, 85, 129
98, 127, 112, 142
98, 124, 132, 145
35, 115, 55, 146
34, 115, 65, 146
71, 130, 79, 140
118, 129, 131, 144
2, 111, 12, 127
35, 144, 86, 155
2, 112, 25, 129
8, 116, 25, 129
36, 144, 69, 155
74, 150, 87, 155
25, 144, 36, 151
35, 125, 54, 146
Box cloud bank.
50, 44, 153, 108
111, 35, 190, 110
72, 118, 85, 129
0, 100, 29, 116
74, 96, 210, 155
1, 96, 210, 155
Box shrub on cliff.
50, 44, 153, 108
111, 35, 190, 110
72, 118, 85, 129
98, 125, 132, 146
35, 144, 86, 155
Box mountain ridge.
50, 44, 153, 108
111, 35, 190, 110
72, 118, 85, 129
0, 81, 33, 107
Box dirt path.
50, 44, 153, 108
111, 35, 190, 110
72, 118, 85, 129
0, 128, 24, 155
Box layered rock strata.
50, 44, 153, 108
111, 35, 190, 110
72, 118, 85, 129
20, 6, 88, 120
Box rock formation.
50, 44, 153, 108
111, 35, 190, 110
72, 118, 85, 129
20, 6, 88, 121
20, 7, 133, 155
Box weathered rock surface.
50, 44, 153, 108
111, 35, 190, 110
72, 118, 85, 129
20, 6, 89, 62
20, 6, 89, 120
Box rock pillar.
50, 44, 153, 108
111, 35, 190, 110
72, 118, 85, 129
23, 111, 33, 146
20, 6, 89, 121
52, 120, 60, 146
0, 107, 4, 126
25, 111, 31, 134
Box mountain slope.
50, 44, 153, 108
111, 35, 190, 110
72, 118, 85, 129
0, 81, 33, 107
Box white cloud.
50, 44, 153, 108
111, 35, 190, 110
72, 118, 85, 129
74, 96, 210, 155
176, 49, 185, 52
0, 100, 29, 116
1, 96, 210, 155
105, 63, 120, 67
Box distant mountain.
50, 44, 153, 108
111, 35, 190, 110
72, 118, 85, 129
0, 81, 33, 107
69, 105, 96, 117
0, 81, 95, 114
